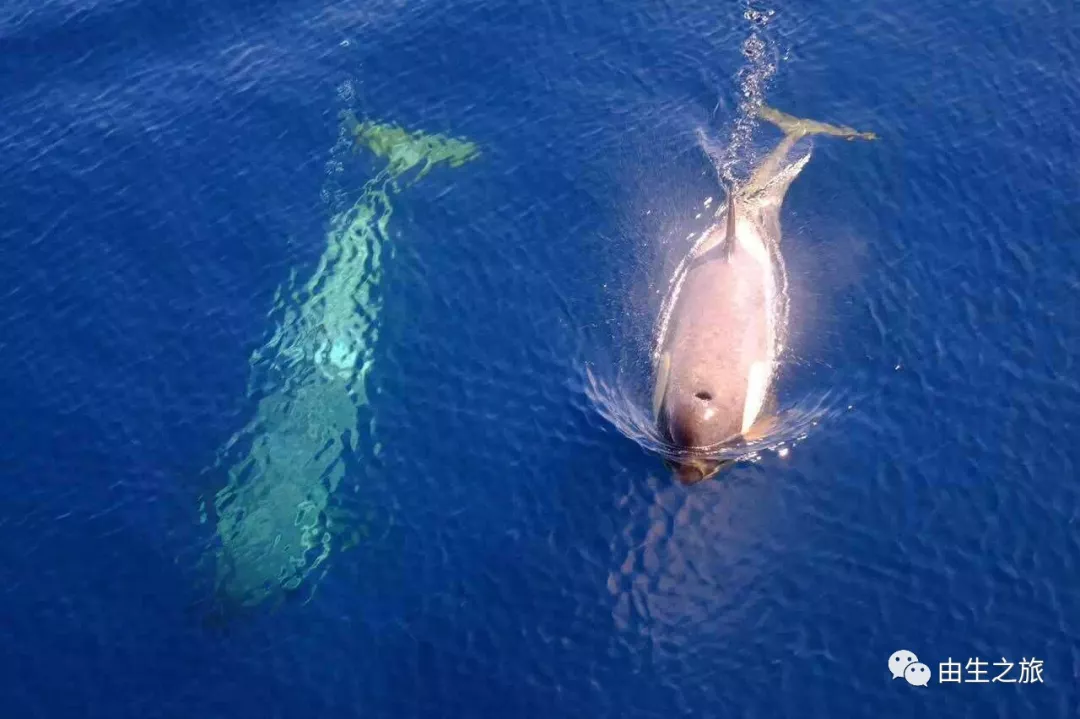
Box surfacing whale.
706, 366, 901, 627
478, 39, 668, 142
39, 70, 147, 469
652, 106, 876, 484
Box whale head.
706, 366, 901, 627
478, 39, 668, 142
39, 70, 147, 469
658, 383, 742, 484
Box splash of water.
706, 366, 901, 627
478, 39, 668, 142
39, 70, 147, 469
199, 96, 480, 610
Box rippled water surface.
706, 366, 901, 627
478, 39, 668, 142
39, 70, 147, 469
1, 0, 1077, 716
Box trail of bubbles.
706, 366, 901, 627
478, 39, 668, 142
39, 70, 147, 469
718, 4, 778, 185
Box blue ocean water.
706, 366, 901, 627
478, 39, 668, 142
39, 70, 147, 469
1, 0, 1077, 716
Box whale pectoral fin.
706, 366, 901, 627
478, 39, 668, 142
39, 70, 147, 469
742, 412, 778, 442
740, 361, 773, 436
741, 390, 781, 442
652, 352, 671, 422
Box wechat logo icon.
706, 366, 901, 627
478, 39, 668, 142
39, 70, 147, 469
890, 650, 932, 687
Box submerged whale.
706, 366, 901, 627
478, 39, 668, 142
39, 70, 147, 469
653, 106, 876, 484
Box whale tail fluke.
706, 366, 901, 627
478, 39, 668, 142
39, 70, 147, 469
757, 105, 878, 142
740, 104, 877, 201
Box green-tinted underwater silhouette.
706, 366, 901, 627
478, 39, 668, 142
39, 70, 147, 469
199, 113, 480, 610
